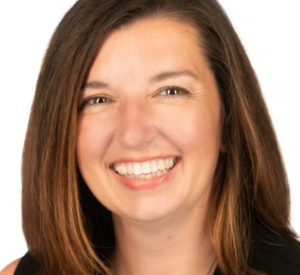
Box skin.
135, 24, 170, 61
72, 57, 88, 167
76, 18, 226, 275
0, 259, 20, 275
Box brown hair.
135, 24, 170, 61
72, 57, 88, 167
22, 0, 298, 274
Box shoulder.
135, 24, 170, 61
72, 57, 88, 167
0, 252, 39, 275
257, 240, 300, 274
0, 258, 21, 275
250, 219, 300, 274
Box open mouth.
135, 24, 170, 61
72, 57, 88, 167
110, 156, 180, 179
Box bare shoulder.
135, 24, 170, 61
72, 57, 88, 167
0, 258, 21, 275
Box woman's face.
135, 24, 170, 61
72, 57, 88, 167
76, 18, 225, 222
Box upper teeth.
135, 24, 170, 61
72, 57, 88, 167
113, 157, 176, 176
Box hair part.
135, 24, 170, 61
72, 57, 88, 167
22, 0, 298, 274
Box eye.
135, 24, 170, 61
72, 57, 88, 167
78, 96, 111, 111
157, 86, 190, 98
78, 86, 190, 112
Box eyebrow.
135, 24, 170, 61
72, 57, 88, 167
149, 69, 200, 83
82, 69, 200, 90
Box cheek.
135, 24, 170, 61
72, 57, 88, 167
76, 116, 113, 165
155, 104, 220, 154
76, 101, 222, 162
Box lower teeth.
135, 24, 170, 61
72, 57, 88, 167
119, 167, 172, 179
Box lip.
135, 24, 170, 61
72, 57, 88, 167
111, 157, 181, 191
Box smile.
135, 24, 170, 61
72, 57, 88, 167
113, 157, 177, 178
110, 157, 180, 191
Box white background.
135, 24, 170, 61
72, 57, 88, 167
0, 0, 299, 270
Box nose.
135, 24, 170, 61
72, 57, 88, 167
114, 99, 157, 150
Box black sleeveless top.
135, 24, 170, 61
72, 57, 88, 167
15, 240, 300, 275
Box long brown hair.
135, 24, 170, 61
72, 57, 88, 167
22, 0, 298, 274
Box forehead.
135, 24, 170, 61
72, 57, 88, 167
87, 18, 207, 82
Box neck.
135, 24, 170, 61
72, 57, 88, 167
110, 200, 216, 275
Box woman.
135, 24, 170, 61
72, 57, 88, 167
1, 0, 299, 274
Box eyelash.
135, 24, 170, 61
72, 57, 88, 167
79, 86, 189, 111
